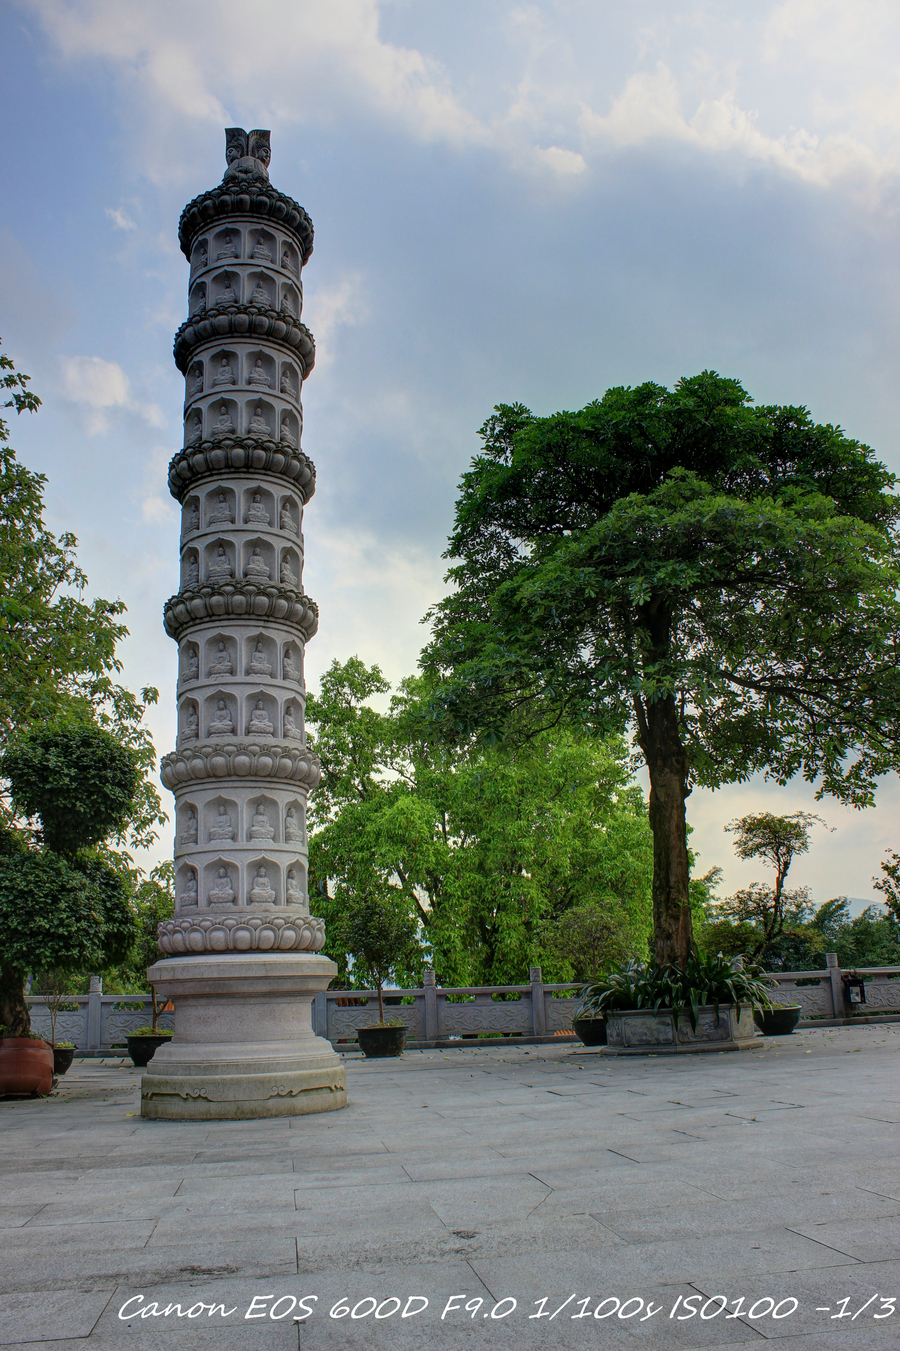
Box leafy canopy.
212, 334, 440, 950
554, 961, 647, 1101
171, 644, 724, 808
425, 372, 900, 802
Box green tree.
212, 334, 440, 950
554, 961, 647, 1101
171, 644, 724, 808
874, 850, 900, 922
0, 726, 142, 1036
345, 890, 421, 1024
308, 657, 653, 986
716, 811, 827, 956
423, 373, 900, 966
0, 342, 163, 857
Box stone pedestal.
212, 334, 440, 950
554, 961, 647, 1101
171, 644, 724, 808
141, 953, 346, 1119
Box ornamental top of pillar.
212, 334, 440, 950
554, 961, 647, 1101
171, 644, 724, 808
177, 128, 314, 265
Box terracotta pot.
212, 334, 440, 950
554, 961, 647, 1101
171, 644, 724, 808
0, 1037, 54, 1097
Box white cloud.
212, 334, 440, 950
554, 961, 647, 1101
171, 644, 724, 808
60, 354, 166, 434
533, 144, 586, 176
106, 205, 137, 230
304, 272, 369, 369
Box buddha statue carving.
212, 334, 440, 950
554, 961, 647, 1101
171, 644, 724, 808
281, 291, 296, 316
250, 233, 272, 262
195, 242, 208, 271
223, 128, 270, 184
249, 866, 276, 905
283, 705, 302, 740
244, 547, 270, 580
280, 503, 297, 534
285, 808, 303, 843
248, 358, 271, 388
280, 415, 297, 447
208, 867, 236, 906
182, 645, 199, 682
189, 366, 204, 396
249, 805, 275, 841
208, 491, 234, 525
248, 406, 270, 438
280, 556, 297, 587
184, 501, 200, 534
180, 809, 198, 846
217, 277, 238, 306
183, 556, 199, 587
283, 648, 301, 684
212, 357, 235, 388
248, 640, 272, 676
208, 699, 235, 736
209, 804, 235, 840
191, 287, 206, 316
186, 413, 202, 446
279, 369, 295, 398
208, 546, 233, 582
245, 492, 270, 525
180, 709, 199, 743
216, 232, 238, 261
285, 868, 303, 904
179, 872, 199, 908
250, 278, 269, 307
208, 641, 233, 676
281, 247, 297, 275
212, 404, 235, 436
247, 700, 274, 736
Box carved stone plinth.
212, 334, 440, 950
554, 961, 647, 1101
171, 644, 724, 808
140, 953, 346, 1119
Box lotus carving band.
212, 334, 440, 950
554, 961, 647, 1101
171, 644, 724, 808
164, 583, 318, 641
168, 441, 315, 503
157, 913, 326, 955
160, 741, 322, 790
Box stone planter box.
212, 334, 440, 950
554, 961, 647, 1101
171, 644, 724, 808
605, 1003, 758, 1054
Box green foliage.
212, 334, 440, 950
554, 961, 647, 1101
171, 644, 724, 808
345, 890, 421, 1023
308, 657, 653, 987
579, 951, 773, 1029
0, 340, 164, 857
2, 725, 141, 855
104, 862, 174, 992
874, 850, 900, 922
0, 851, 135, 976
423, 372, 900, 966
698, 894, 900, 971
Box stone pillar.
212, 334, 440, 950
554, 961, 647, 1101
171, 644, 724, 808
141, 128, 346, 1120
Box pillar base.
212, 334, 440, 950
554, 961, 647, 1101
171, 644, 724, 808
140, 952, 347, 1120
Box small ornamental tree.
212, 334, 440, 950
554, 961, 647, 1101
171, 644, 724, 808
717, 811, 827, 957
345, 890, 421, 1025
0, 725, 139, 1037
424, 373, 900, 967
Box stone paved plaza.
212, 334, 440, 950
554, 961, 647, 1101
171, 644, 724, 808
1, 1024, 899, 1351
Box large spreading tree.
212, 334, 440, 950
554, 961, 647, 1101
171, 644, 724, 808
423, 372, 900, 967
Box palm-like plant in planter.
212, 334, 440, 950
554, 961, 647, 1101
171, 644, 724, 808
578, 950, 773, 1050
345, 891, 421, 1057
0, 725, 140, 1094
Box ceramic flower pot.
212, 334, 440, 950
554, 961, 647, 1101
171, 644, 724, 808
52, 1046, 76, 1076
357, 1025, 408, 1058
0, 1037, 54, 1097
753, 1005, 802, 1036
126, 1033, 174, 1068
573, 1016, 608, 1046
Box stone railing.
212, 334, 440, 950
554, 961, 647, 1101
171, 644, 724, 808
25, 958, 900, 1053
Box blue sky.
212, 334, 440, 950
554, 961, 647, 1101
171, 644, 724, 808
2, 0, 899, 905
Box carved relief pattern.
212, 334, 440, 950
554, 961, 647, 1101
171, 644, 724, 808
858, 978, 900, 1010
160, 741, 321, 790
163, 583, 318, 641
168, 442, 315, 503
158, 913, 325, 954
173, 310, 315, 376
439, 996, 530, 1036
767, 978, 833, 1016
329, 1007, 424, 1040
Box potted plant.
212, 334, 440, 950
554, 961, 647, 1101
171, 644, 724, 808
0, 1025, 54, 1097
580, 951, 773, 1054
346, 891, 420, 1058
32, 972, 82, 1074
753, 1004, 802, 1036
0, 726, 141, 1096
125, 985, 174, 1066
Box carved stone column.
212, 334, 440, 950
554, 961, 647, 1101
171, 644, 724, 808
141, 128, 346, 1119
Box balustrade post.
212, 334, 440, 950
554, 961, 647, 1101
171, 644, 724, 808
826, 952, 846, 1019
87, 975, 103, 1052
530, 966, 546, 1036
423, 968, 439, 1042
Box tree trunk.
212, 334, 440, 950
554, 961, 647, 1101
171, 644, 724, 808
638, 692, 694, 968
0, 964, 31, 1038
